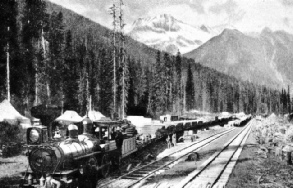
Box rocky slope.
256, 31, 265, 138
184, 28, 293, 90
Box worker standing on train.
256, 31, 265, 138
115, 126, 124, 153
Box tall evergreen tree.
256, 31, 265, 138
186, 64, 195, 111
163, 53, 173, 112
0, 0, 19, 101
175, 51, 182, 114
22, 0, 47, 108
99, 48, 113, 116
63, 30, 79, 111
48, 11, 65, 105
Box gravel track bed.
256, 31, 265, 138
97, 126, 230, 187
135, 127, 243, 188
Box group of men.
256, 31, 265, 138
166, 133, 177, 148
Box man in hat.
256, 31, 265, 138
77, 164, 98, 188
43, 173, 60, 188
166, 135, 172, 149
115, 126, 124, 152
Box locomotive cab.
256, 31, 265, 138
93, 121, 121, 151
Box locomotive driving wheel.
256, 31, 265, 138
101, 154, 111, 177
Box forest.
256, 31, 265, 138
0, 0, 291, 120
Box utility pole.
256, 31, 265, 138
110, 3, 117, 118
6, 27, 10, 102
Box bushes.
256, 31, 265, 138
0, 121, 21, 143
0, 121, 22, 157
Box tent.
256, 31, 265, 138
55, 110, 83, 137
0, 100, 30, 126
84, 110, 105, 121
55, 110, 83, 123
0, 100, 31, 142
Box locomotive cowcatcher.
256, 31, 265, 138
20, 118, 137, 188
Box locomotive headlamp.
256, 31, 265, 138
27, 126, 48, 145
29, 129, 40, 143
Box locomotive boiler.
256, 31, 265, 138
21, 118, 138, 188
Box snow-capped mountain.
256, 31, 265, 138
128, 14, 217, 55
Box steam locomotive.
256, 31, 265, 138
20, 118, 137, 188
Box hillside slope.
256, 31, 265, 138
184, 28, 293, 90
45, 1, 158, 64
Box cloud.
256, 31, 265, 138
280, 0, 293, 6
48, 0, 293, 34
284, 17, 290, 26
209, 0, 238, 15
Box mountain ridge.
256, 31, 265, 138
184, 28, 293, 91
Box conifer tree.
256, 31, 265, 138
163, 53, 173, 112
175, 51, 182, 114
99, 49, 113, 117
22, 0, 47, 108
48, 11, 65, 105
0, 0, 19, 101
63, 30, 79, 111
186, 64, 195, 111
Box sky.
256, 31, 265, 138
48, 0, 293, 34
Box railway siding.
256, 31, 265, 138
98, 127, 238, 188
179, 120, 252, 188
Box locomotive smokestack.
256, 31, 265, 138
68, 124, 78, 139
83, 117, 93, 135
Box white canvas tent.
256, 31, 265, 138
55, 110, 83, 123
0, 100, 30, 126
84, 110, 105, 121
55, 110, 83, 138
0, 100, 31, 142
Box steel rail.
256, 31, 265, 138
180, 120, 252, 188
98, 127, 237, 188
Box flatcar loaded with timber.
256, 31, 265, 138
20, 118, 137, 188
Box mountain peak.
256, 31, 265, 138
129, 14, 217, 54
184, 27, 293, 91
262, 27, 273, 34
131, 14, 180, 32
220, 28, 244, 38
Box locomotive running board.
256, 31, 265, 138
74, 151, 102, 160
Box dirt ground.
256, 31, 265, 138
226, 122, 293, 188
0, 155, 28, 188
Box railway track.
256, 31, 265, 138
98, 127, 237, 188
177, 120, 252, 188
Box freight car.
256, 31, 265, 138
155, 115, 235, 139
20, 118, 137, 188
